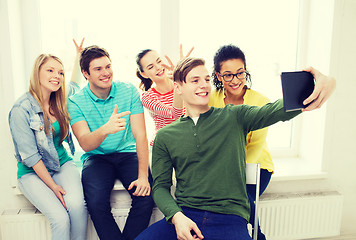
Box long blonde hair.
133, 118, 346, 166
29, 54, 70, 145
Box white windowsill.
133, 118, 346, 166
271, 156, 328, 182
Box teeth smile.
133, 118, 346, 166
230, 83, 241, 89
50, 81, 59, 85
196, 92, 208, 96
157, 69, 164, 76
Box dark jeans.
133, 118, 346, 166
246, 168, 272, 240
82, 152, 154, 240
135, 207, 252, 240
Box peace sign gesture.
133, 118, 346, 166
163, 44, 194, 80
73, 38, 85, 54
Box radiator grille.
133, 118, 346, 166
259, 191, 343, 240
0, 192, 342, 240
0, 207, 163, 240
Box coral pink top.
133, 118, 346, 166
141, 88, 184, 146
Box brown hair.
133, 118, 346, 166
80, 45, 111, 77
173, 57, 205, 83
136, 49, 153, 91
29, 54, 70, 145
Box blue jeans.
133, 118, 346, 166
18, 161, 88, 240
246, 168, 272, 240
82, 152, 154, 240
135, 207, 252, 240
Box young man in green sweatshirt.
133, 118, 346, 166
135, 57, 335, 240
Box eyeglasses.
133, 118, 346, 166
217, 71, 249, 82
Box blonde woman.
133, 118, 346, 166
8, 49, 87, 239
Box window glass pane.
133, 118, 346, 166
180, 0, 300, 149
39, 0, 160, 87
38, 0, 160, 158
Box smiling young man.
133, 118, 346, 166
135, 57, 335, 240
67, 46, 154, 240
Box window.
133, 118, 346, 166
179, 0, 300, 152
37, 0, 308, 160
39, 0, 160, 88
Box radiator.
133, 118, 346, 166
0, 207, 164, 240
259, 191, 343, 240
0, 192, 343, 240
0, 208, 50, 240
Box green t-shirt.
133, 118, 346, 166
152, 99, 301, 221
17, 121, 72, 179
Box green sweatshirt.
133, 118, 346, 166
152, 99, 301, 221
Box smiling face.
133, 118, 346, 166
176, 65, 211, 111
39, 58, 64, 96
139, 50, 167, 82
83, 56, 113, 98
216, 58, 247, 98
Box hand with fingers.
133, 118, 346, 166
302, 67, 336, 111
179, 44, 194, 59
104, 104, 131, 134
51, 184, 67, 209
128, 177, 151, 196
172, 212, 204, 240
73, 38, 85, 54
163, 44, 195, 80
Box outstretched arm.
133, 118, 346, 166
302, 67, 336, 111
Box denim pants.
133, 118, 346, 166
18, 161, 88, 240
135, 207, 252, 240
246, 168, 272, 240
82, 152, 154, 240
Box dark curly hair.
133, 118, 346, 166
136, 49, 153, 91
212, 44, 251, 90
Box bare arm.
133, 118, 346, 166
32, 160, 67, 209
70, 38, 85, 86
162, 44, 194, 110
128, 113, 151, 196
71, 105, 130, 152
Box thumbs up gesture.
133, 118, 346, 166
104, 104, 131, 135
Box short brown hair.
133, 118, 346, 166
173, 57, 205, 83
80, 45, 111, 75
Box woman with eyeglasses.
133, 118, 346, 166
209, 44, 336, 240
209, 44, 270, 240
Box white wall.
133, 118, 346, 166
0, 0, 42, 211
1, 0, 356, 237
267, 0, 356, 236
